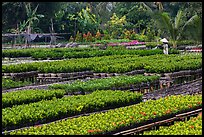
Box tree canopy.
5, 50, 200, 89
2, 2, 202, 44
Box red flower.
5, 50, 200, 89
198, 112, 202, 117
87, 130, 95, 133
83, 34, 87, 38
197, 102, 201, 105
140, 111, 147, 116
165, 109, 171, 114
87, 129, 102, 133
188, 105, 192, 108
153, 112, 157, 115
189, 125, 194, 129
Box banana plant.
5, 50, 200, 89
77, 6, 99, 33
23, 2, 44, 33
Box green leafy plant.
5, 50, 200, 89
143, 114, 202, 135
2, 53, 201, 74
7, 94, 202, 135
2, 89, 65, 108
2, 78, 32, 90
155, 10, 199, 48
2, 90, 143, 131
49, 75, 160, 94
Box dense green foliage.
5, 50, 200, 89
2, 78, 32, 90
154, 9, 200, 48
2, 47, 168, 60
49, 75, 160, 93
51, 75, 159, 92
2, 90, 143, 130
2, 54, 201, 73
2, 89, 66, 108
2, 2, 202, 44
6, 94, 202, 135
143, 114, 202, 135
2, 3, 202, 136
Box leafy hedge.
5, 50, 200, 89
143, 114, 202, 135
2, 89, 66, 108
2, 54, 201, 73
2, 78, 32, 90
2, 47, 168, 60
2, 47, 97, 58
144, 54, 202, 73
6, 94, 202, 135
49, 75, 160, 94
2, 90, 143, 131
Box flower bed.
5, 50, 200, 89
2, 54, 201, 74
49, 75, 160, 94
2, 89, 66, 108
108, 40, 146, 46
142, 113, 202, 135
92, 40, 145, 47
6, 94, 202, 135
2, 90, 143, 131
2, 78, 32, 90
3, 47, 168, 60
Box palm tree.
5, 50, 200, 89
155, 10, 199, 48
183, 16, 202, 45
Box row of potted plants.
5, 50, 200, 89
2, 89, 66, 108
2, 47, 97, 59
143, 113, 202, 135
2, 53, 201, 74
62, 48, 167, 59
3, 46, 172, 60
2, 78, 32, 90
6, 94, 202, 135
144, 54, 202, 73
2, 90, 143, 131
49, 75, 160, 94
2, 75, 159, 109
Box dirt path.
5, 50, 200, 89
142, 78, 202, 101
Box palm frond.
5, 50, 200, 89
24, 3, 30, 17
182, 14, 199, 31
160, 12, 173, 34
174, 10, 182, 29
32, 4, 39, 16
141, 2, 153, 12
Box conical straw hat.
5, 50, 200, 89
160, 38, 168, 43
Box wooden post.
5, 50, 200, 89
160, 82, 163, 89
